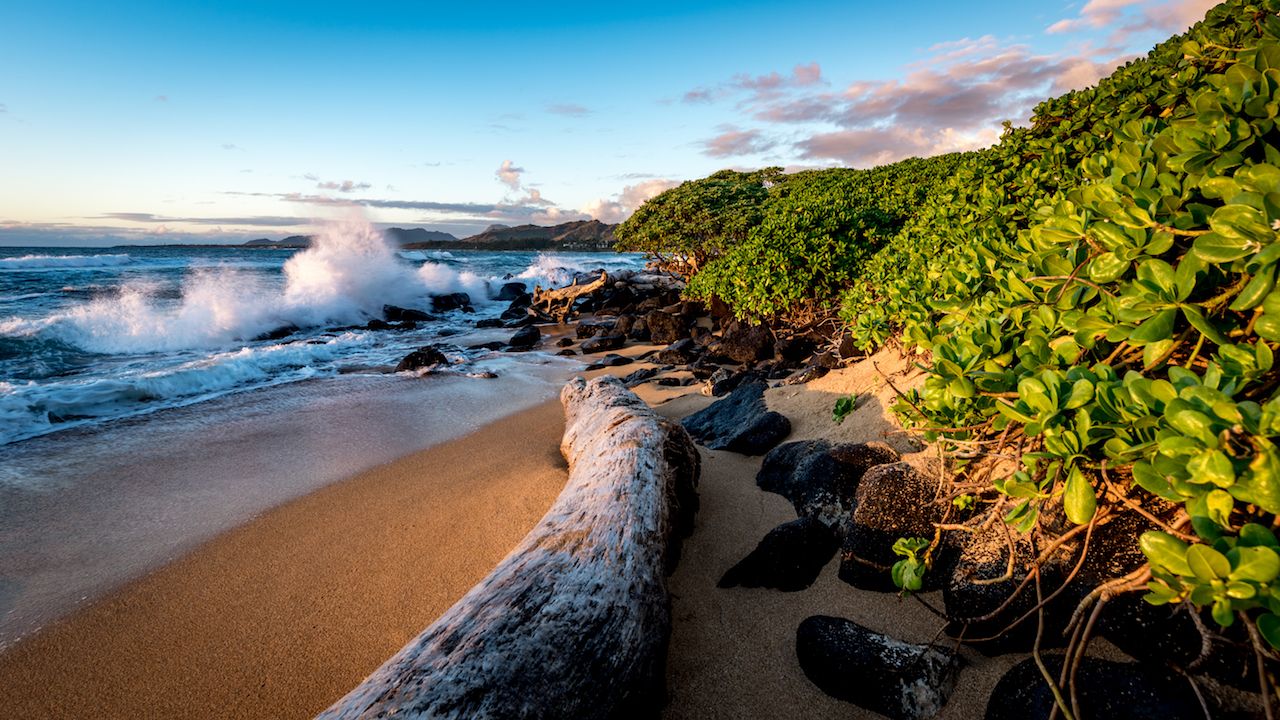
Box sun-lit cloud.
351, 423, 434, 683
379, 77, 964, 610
582, 178, 681, 224
496, 159, 524, 190
95, 212, 309, 227
315, 179, 371, 193
684, 62, 825, 104
701, 127, 777, 158
1047, 0, 1217, 44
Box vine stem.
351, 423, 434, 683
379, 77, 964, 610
1244, 613, 1278, 720
1034, 571, 1077, 720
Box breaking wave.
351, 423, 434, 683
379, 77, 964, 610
0, 254, 132, 270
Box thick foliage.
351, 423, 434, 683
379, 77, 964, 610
686, 156, 965, 321
836, 0, 1280, 646
614, 168, 781, 273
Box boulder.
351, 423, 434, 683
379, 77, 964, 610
580, 334, 626, 354
627, 317, 651, 342
797, 616, 963, 720
508, 325, 540, 349
474, 318, 505, 329
494, 281, 527, 301
839, 462, 947, 592
576, 319, 616, 339
655, 338, 700, 365
758, 441, 899, 530
586, 354, 633, 370
645, 310, 689, 345
556, 349, 577, 356
718, 517, 838, 592
775, 334, 820, 364
985, 656, 1202, 720
430, 293, 472, 312
783, 364, 829, 385
383, 305, 435, 322
719, 322, 774, 363
364, 319, 392, 331
621, 367, 660, 386
395, 345, 449, 373
681, 381, 790, 455
613, 314, 637, 337
468, 341, 505, 351
254, 324, 301, 341
703, 368, 758, 397
556, 337, 575, 347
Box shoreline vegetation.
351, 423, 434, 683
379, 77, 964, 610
5, 1, 1280, 718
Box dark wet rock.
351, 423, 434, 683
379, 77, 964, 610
395, 321, 419, 331
689, 325, 715, 346
613, 314, 636, 337
500, 295, 532, 321
681, 381, 790, 455
469, 371, 499, 379
556, 337, 575, 347
656, 338, 700, 365
705, 368, 758, 397
775, 334, 820, 364
576, 318, 616, 339
430, 293, 472, 312
383, 305, 436, 322
256, 324, 303, 341
580, 334, 626, 354
718, 517, 838, 592
585, 354, 633, 370
719, 322, 775, 363
985, 656, 1202, 720
556, 349, 577, 356
395, 345, 449, 373
645, 310, 689, 345
758, 441, 899, 530
621, 367, 660, 386
507, 325, 540, 349
475, 318, 505, 329
494, 281, 527, 301
503, 316, 536, 328
468, 341, 505, 351
797, 616, 963, 720
840, 462, 948, 592
627, 317, 650, 342
364, 319, 393, 331
783, 364, 829, 385
656, 377, 686, 387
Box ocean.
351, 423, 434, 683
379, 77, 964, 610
0, 221, 643, 647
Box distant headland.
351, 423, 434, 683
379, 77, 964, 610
239, 219, 618, 252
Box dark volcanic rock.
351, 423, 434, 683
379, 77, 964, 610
395, 345, 449, 372
585, 354, 633, 370
757, 441, 899, 529
719, 322, 775, 363
365, 319, 393, 331
783, 364, 829, 385
580, 334, 626, 354
656, 338, 700, 365
985, 656, 1202, 720
797, 616, 963, 720
430, 293, 472, 312
775, 334, 820, 364
507, 325, 540, 348
383, 305, 435, 322
705, 368, 758, 397
501, 295, 532, 320
681, 381, 790, 455
494, 281, 527, 301
839, 462, 947, 592
645, 310, 689, 345
468, 341, 505, 351
254, 324, 301, 341
556, 349, 577, 356
556, 337, 575, 347
576, 318, 616, 339
621, 367, 660, 386
474, 318, 504, 329
718, 517, 838, 591
627, 317, 651, 342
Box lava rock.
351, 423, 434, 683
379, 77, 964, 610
556, 337, 575, 347
718, 517, 838, 591
704, 368, 758, 397
576, 319, 616, 339
586, 354, 633, 370
475, 318, 505, 329
254, 324, 301, 341
783, 364, 829, 385
500, 298, 532, 321
656, 338, 700, 365
494, 281, 527, 301
627, 317, 651, 342
621, 367, 660, 386
613, 314, 636, 337
580, 334, 626, 354
468, 341, 505, 351
430, 293, 472, 312
364, 319, 393, 331
797, 616, 963, 720
758, 441, 899, 530
395, 345, 449, 372
985, 656, 1202, 720
839, 462, 948, 592
775, 334, 820, 364
507, 325, 540, 349
645, 310, 689, 345
681, 381, 790, 455
719, 321, 775, 363
556, 349, 577, 356
383, 305, 435, 322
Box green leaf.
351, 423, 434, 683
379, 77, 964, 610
1194, 232, 1254, 263
1206, 489, 1235, 527
1089, 252, 1130, 283
1187, 544, 1231, 582
1231, 447, 1280, 515
1129, 308, 1177, 345
1063, 465, 1097, 525
1230, 546, 1280, 584
1140, 531, 1193, 576
1258, 614, 1280, 650
1133, 461, 1179, 500
1188, 450, 1236, 488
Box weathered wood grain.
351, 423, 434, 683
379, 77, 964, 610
317, 376, 699, 720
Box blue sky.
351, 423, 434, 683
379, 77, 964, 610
0, 0, 1217, 245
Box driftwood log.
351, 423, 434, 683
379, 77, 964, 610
530, 271, 609, 322
316, 376, 700, 720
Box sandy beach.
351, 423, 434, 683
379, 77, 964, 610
0, 399, 569, 719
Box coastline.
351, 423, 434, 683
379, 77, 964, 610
0, 398, 571, 720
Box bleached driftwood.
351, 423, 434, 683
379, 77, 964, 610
316, 376, 700, 720
530, 271, 609, 322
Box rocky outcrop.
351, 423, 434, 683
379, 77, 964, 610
681, 381, 790, 455
985, 656, 1202, 720
395, 345, 449, 373
430, 293, 473, 313
507, 325, 540, 349
718, 517, 838, 592
757, 440, 899, 530
839, 462, 948, 592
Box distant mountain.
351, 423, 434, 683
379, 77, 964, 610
242, 236, 311, 248
385, 227, 458, 244
411, 220, 615, 251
